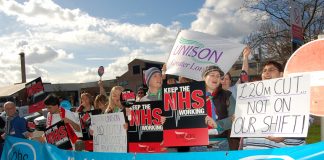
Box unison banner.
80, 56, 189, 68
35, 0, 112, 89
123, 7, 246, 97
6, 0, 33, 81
166, 30, 244, 81
2, 136, 324, 160
231, 74, 310, 137
1, 136, 133, 160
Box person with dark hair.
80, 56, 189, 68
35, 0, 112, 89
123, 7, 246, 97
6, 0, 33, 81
41, 94, 80, 149
243, 61, 310, 150
190, 65, 233, 151
136, 87, 145, 102
261, 60, 284, 80
141, 67, 162, 101
178, 76, 194, 84
162, 63, 179, 85
165, 75, 178, 85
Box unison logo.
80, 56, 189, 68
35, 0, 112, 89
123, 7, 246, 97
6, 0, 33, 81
172, 37, 224, 65
7, 142, 36, 160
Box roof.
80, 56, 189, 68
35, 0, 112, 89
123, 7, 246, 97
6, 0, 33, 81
0, 83, 25, 97
131, 58, 164, 64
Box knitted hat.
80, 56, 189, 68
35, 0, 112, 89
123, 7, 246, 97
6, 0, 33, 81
144, 67, 161, 86
201, 65, 224, 78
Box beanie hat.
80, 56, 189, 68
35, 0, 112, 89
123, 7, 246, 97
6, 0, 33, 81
145, 67, 161, 86
201, 65, 224, 78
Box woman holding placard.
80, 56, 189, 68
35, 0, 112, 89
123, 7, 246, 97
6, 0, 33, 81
190, 65, 233, 151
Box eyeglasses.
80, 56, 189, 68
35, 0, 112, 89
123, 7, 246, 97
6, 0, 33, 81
262, 68, 278, 73
137, 92, 144, 94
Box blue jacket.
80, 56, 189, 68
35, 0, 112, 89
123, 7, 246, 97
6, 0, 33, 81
8, 116, 27, 139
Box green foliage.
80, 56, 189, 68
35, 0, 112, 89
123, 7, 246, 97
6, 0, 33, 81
306, 124, 321, 144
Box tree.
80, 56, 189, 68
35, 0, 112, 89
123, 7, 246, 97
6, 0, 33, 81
242, 0, 324, 62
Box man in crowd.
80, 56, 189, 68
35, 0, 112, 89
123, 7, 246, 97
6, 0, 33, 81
0, 102, 29, 157
41, 94, 80, 149
243, 61, 308, 149
1, 102, 29, 139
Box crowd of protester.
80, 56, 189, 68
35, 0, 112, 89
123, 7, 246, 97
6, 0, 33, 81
0, 46, 312, 155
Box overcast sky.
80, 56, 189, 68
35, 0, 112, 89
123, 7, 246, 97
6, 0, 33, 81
0, 0, 259, 87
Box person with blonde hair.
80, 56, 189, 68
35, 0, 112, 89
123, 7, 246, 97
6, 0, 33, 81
105, 86, 124, 113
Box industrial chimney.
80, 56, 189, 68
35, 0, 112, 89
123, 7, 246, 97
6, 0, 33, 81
19, 52, 26, 83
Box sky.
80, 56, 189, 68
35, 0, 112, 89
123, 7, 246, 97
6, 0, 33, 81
0, 0, 261, 87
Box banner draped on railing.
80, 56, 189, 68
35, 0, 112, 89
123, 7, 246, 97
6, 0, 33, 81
2, 136, 324, 160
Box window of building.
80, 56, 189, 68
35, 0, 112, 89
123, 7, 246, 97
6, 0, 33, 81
133, 65, 140, 74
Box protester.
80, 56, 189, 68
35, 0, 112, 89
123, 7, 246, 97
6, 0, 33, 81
77, 92, 94, 112
94, 94, 108, 114
42, 95, 80, 149
165, 75, 177, 85
242, 61, 309, 149
0, 102, 29, 157
105, 86, 124, 113
76, 92, 101, 151
141, 67, 163, 101
59, 96, 72, 111
178, 76, 193, 84
190, 66, 233, 151
135, 87, 145, 102
1, 102, 29, 139
0, 101, 31, 158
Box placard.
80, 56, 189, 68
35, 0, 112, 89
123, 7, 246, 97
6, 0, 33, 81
128, 101, 165, 153
231, 74, 310, 137
92, 112, 127, 152
162, 81, 208, 147
45, 121, 72, 149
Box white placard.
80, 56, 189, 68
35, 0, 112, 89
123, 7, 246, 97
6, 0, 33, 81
92, 112, 127, 152
166, 30, 244, 81
231, 74, 310, 137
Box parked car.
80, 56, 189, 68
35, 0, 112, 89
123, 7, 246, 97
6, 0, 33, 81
34, 116, 46, 131
33, 108, 48, 131
24, 112, 42, 132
